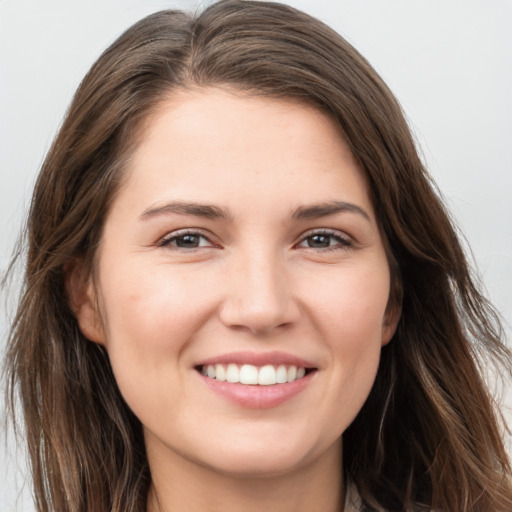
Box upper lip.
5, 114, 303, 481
195, 351, 316, 368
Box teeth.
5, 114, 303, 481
226, 363, 239, 383
240, 364, 258, 384
258, 365, 276, 385
215, 364, 226, 382
201, 363, 309, 385
286, 365, 297, 382
276, 365, 287, 384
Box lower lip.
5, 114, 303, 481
198, 371, 315, 409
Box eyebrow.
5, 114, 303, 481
291, 201, 371, 222
139, 201, 232, 221
139, 199, 371, 223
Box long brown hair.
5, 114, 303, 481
4, 1, 511, 510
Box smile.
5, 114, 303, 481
194, 351, 318, 408
198, 363, 309, 385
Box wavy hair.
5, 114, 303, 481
4, 1, 512, 510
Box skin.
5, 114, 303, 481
73, 88, 399, 512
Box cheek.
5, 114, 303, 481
311, 263, 391, 341
100, 261, 217, 344
96, 263, 219, 406
311, 265, 389, 408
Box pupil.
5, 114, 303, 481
308, 234, 330, 248
177, 235, 199, 248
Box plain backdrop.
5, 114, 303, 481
1, 1, 511, 510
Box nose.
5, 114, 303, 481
218, 249, 301, 335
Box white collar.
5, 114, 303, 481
344, 481, 363, 511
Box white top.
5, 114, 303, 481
344, 482, 363, 511
344, 484, 431, 512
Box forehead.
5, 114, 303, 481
115, 87, 374, 221
138, 87, 349, 159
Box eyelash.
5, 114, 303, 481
157, 229, 214, 251
296, 229, 353, 251
157, 229, 353, 252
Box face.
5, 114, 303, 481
75, 88, 398, 480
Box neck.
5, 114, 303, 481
146, 441, 344, 512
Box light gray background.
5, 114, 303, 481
1, 1, 511, 510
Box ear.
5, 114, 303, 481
381, 276, 402, 346
381, 301, 401, 346
66, 260, 105, 345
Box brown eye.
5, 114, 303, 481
298, 231, 352, 250
175, 234, 201, 248
306, 234, 332, 248
159, 232, 213, 249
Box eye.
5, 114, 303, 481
158, 230, 214, 250
297, 230, 352, 250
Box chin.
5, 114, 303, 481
200, 450, 311, 479
189, 429, 335, 479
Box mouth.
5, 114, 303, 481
194, 351, 318, 408
195, 363, 316, 386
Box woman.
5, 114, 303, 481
4, 1, 512, 510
